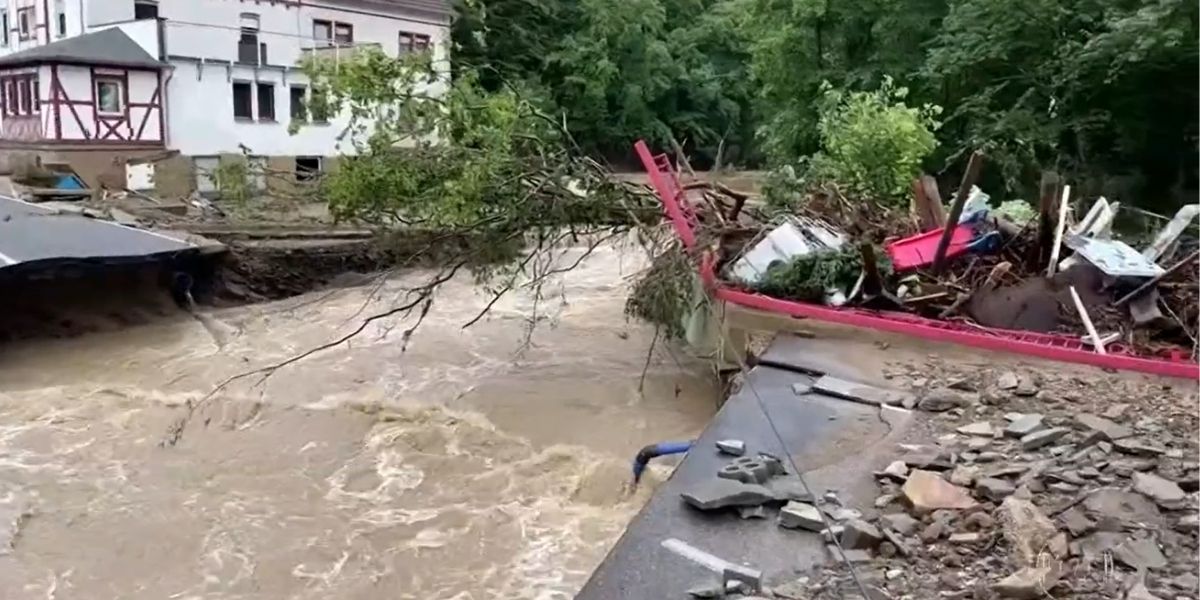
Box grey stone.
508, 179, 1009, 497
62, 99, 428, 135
992, 566, 1060, 599
1020, 427, 1069, 450
1074, 413, 1133, 441
840, 518, 883, 550
724, 563, 762, 593
949, 532, 984, 544
1126, 580, 1164, 600
687, 582, 723, 598
997, 371, 1020, 390
984, 462, 1031, 479
1114, 438, 1167, 457
1102, 403, 1130, 419
738, 505, 767, 520
1071, 531, 1126, 561
792, 382, 811, 395
1132, 472, 1186, 506
725, 579, 749, 596
874, 493, 898, 508
778, 501, 825, 531
918, 387, 976, 412
681, 479, 777, 510
1005, 414, 1045, 438
1013, 377, 1039, 397
1077, 466, 1100, 479
715, 439, 746, 456
828, 507, 862, 522
949, 465, 980, 486
757, 452, 786, 476
899, 452, 953, 471
880, 528, 912, 557
963, 511, 995, 531
1046, 482, 1079, 494
877, 460, 909, 482
1059, 507, 1094, 536
812, 375, 915, 407
1114, 536, 1167, 570
880, 512, 919, 536
957, 421, 995, 436
718, 456, 772, 484
966, 437, 992, 450
827, 546, 872, 563
1082, 489, 1164, 528
976, 477, 1016, 501
820, 525, 844, 543
1176, 513, 1199, 533
766, 477, 814, 503
999, 497, 1061, 568
976, 451, 1004, 463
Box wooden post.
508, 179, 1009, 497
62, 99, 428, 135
932, 151, 985, 273
1034, 172, 1061, 265
911, 175, 946, 230
1069, 286, 1107, 355
1046, 185, 1072, 277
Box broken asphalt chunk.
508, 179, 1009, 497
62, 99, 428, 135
1113, 536, 1168, 570
717, 456, 772, 484
681, 479, 777, 511
715, 439, 746, 456
975, 477, 1016, 502
778, 501, 824, 531
839, 518, 883, 550
1113, 438, 1167, 457
1082, 489, 1163, 529
956, 421, 995, 436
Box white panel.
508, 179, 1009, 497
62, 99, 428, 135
90, 19, 161, 57
126, 162, 154, 190
87, 0, 133, 27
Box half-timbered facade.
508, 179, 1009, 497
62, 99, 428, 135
0, 27, 164, 148
0, 0, 451, 195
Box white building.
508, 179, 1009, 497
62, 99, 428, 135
0, 0, 451, 195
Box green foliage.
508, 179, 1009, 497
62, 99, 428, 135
752, 246, 891, 302
995, 199, 1036, 224
625, 246, 697, 338
804, 78, 939, 203
212, 158, 252, 205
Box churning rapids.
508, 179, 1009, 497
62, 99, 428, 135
0, 242, 719, 599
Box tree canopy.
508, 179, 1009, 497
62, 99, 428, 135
450, 0, 1198, 204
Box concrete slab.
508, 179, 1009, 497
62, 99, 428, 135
0, 196, 206, 271
576, 363, 916, 598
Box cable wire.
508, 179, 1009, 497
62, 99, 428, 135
714, 318, 873, 599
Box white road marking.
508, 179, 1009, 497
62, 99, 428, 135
661, 538, 737, 574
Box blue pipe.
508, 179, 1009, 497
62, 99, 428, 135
632, 440, 693, 484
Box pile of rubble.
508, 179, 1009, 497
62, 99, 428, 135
677, 363, 1197, 600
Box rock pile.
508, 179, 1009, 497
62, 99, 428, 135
766, 366, 1198, 600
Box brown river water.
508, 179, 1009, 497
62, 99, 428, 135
0, 242, 719, 599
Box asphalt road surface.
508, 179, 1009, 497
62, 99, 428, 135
0, 196, 195, 270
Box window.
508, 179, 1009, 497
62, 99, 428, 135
295, 157, 322, 181
313, 19, 352, 46
289, 86, 307, 121
55, 0, 66, 37
2, 76, 40, 117
232, 82, 252, 119
399, 31, 431, 54
95, 79, 123, 114
1, 10, 8, 46
238, 14, 260, 64
17, 7, 32, 40
256, 82, 274, 121
309, 88, 329, 123
134, 0, 159, 20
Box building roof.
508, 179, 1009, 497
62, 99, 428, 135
0, 28, 164, 69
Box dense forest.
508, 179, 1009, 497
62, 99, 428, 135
449, 0, 1198, 207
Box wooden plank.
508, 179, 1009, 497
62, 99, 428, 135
921, 176, 946, 227
1034, 172, 1061, 265
933, 151, 985, 273
811, 375, 915, 407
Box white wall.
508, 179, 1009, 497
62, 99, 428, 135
85, 0, 132, 27
159, 0, 450, 156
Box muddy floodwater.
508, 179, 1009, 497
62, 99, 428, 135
0, 243, 719, 599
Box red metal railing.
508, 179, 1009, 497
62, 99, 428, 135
633, 140, 1199, 380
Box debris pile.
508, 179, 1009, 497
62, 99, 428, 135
771, 365, 1196, 600
677, 156, 1199, 363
